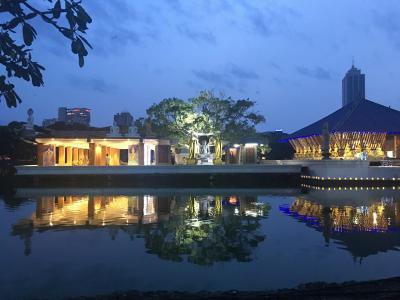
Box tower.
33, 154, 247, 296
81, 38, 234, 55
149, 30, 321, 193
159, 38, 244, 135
342, 63, 365, 107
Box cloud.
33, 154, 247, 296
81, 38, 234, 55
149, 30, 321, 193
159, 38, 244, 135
296, 66, 331, 80
373, 8, 400, 49
228, 64, 259, 80
192, 70, 234, 89
238, 1, 302, 38
192, 64, 259, 90
177, 24, 216, 44
68, 75, 117, 94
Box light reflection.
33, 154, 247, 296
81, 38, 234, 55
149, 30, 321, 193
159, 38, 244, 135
12, 193, 270, 265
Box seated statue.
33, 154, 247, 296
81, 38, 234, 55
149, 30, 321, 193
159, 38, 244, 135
108, 121, 121, 137
128, 125, 138, 136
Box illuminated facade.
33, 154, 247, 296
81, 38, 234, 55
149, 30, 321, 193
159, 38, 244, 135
36, 130, 171, 166
286, 100, 400, 160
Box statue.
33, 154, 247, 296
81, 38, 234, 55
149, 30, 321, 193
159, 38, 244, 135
188, 136, 197, 159
212, 136, 222, 165
108, 120, 121, 137
128, 125, 138, 136
25, 108, 34, 130
322, 122, 330, 159
200, 140, 209, 155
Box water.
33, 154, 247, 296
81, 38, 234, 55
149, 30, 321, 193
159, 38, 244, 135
1, 187, 400, 299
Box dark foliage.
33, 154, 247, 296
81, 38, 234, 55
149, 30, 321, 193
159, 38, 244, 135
0, 0, 92, 107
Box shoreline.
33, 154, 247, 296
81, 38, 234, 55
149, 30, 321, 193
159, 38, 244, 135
68, 277, 400, 299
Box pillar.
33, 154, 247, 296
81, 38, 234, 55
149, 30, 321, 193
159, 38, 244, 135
77, 148, 83, 165
58, 146, 65, 166
57, 196, 64, 209
88, 196, 95, 224
156, 145, 171, 165
66, 147, 72, 166
88, 143, 95, 166
138, 142, 145, 165
72, 147, 79, 165
37, 143, 45, 166
101, 145, 107, 166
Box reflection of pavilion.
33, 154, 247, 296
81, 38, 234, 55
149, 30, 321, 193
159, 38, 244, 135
12, 195, 174, 256
32, 195, 172, 227
12, 193, 268, 261
280, 188, 400, 260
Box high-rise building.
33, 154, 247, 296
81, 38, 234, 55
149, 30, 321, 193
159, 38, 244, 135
58, 107, 91, 126
342, 64, 365, 107
114, 112, 133, 127
42, 118, 57, 127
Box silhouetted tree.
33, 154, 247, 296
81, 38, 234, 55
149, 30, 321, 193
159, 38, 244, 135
0, 0, 92, 107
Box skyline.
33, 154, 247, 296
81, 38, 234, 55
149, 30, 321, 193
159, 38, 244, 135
1, 0, 400, 133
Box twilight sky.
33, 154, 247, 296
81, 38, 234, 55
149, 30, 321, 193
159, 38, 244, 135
1, 0, 400, 133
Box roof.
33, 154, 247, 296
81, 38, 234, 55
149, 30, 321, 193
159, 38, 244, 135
287, 99, 400, 140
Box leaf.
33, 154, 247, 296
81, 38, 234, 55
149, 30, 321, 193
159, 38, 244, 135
53, 0, 61, 18
66, 11, 76, 28
78, 54, 84, 67
5, 17, 21, 30
22, 23, 37, 46
78, 34, 92, 49
59, 28, 73, 39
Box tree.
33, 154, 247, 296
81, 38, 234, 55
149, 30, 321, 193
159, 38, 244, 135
142, 91, 265, 144
191, 90, 265, 142
142, 196, 270, 265
145, 97, 194, 142
0, 0, 92, 108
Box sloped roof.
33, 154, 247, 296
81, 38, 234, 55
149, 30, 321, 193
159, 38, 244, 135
287, 99, 400, 140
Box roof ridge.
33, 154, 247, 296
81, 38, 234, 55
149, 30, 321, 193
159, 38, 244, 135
332, 100, 363, 131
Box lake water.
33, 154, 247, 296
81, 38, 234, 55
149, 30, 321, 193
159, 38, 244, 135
1, 186, 400, 299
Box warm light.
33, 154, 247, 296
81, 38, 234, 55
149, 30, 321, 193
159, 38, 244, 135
244, 143, 258, 147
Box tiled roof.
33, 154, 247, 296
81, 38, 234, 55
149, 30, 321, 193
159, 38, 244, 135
287, 99, 400, 140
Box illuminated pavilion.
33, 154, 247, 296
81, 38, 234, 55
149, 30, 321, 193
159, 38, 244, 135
286, 99, 400, 160
35, 129, 171, 166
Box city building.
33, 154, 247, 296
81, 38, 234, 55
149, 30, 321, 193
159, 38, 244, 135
342, 64, 365, 107
285, 99, 400, 160
114, 112, 133, 127
58, 107, 91, 126
42, 118, 57, 127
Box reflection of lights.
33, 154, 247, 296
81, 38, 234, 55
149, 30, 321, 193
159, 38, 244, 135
229, 196, 237, 205
373, 211, 378, 226
234, 207, 239, 215
245, 210, 260, 217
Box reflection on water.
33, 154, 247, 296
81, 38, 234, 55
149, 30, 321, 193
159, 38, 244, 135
280, 187, 400, 260
3, 187, 400, 298
12, 193, 270, 264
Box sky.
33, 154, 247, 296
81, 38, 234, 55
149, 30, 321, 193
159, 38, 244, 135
1, 0, 400, 133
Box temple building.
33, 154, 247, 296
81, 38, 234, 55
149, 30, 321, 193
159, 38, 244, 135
286, 99, 400, 160
35, 128, 171, 166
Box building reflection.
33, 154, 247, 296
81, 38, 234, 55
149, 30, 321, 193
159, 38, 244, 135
12, 194, 269, 264
280, 187, 400, 261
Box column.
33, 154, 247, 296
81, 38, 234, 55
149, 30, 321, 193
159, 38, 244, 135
78, 148, 84, 165
89, 143, 95, 166
156, 145, 171, 165
66, 147, 72, 166
101, 145, 107, 166
138, 142, 145, 165
37, 143, 45, 166
73, 148, 79, 165
58, 146, 65, 166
